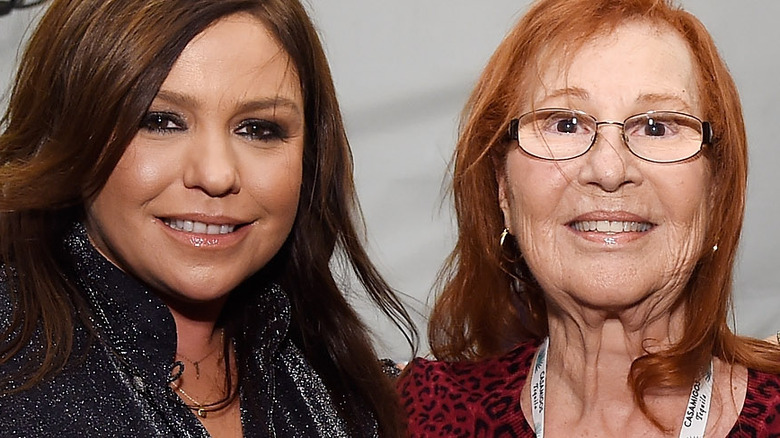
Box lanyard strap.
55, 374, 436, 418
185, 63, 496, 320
680, 359, 713, 438
529, 337, 713, 438
529, 337, 549, 438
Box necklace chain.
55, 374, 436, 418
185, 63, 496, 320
170, 380, 227, 418
170, 329, 232, 418
176, 330, 224, 379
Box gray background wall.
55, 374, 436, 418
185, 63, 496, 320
2, 2, 778, 359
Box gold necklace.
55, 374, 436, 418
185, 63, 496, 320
170, 380, 226, 418
176, 330, 224, 379
170, 329, 231, 418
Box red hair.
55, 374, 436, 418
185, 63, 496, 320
430, 0, 780, 427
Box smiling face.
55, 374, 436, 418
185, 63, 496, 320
498, 21, 711, 311
85, 14, 304, 307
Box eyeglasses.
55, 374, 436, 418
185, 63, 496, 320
508, 108, 713, 163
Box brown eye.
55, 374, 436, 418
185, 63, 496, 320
643, 118, 667, 137
140, 112, 185, 133
555, 117, 580, 134
235, 119, 287, 142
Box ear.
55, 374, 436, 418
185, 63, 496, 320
496, 166, 513, 233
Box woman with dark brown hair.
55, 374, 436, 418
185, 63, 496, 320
400, 0, 780, 436
0, 0, 415, 436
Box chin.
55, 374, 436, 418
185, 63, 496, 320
578, 283, 678, 313
548, 276, 660, 310
149, 272, 249, 304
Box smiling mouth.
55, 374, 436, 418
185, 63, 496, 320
570, 220, 653, 233
162, 218, 244, 235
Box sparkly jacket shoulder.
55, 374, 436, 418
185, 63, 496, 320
0, 223, 376, 437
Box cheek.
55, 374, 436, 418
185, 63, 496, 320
244, 149, 303, 215
99, 144, 174, 209
503, 158, 573, 282
89, 161, 143, 221
84, 147, 169, 253
504, 156, 572, 236
279, 152, 304, 205
656, 165, 711, 233
654, 168, 711, 270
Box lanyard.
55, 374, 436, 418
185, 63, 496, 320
529, 337, 713, 438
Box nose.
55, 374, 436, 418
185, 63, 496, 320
183, 131, 240, 197
576, 123, 639, 192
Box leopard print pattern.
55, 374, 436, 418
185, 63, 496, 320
399, 341, 537, 437
729, 369, 780, 437
399, 341, 780, 437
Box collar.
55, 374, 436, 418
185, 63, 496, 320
63, 222, 292, 387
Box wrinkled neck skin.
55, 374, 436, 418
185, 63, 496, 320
522, 290, 747, 437
545, 285, 685, 404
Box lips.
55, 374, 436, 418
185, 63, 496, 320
570, 220, 653, 233
162, 218, 244, 235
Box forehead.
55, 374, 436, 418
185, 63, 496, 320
161, 13, 301, 106
530, 20, 700, 114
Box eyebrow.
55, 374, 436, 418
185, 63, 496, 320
543, 87, 590, 102
541, 88, 693, 111
152, 90, 302, 116
635, 93, 693, 112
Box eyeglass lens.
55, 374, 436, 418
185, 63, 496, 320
516, 109, 705, 163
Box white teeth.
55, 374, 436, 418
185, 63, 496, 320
164, 219, 236, 235
572, 220, 651, 233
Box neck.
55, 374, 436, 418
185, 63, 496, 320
524, 296, 747, 437
544, 297, 689, 415
168, 303, 241, 434
166, 298, 228, 360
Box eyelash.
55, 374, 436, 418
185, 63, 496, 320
235, 119, 288, 142
139, 112, 185, 134
139, 113, 288, 142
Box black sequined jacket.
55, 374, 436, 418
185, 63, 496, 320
0, 224, 376, 437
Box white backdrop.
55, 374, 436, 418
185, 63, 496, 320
2, 1, 778, 359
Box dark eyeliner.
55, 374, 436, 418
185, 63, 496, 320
139, 111, 186, 133
236, 119, 288, 142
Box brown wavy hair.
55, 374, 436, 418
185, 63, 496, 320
430, 0, 780, 427
0, 0, 416, 435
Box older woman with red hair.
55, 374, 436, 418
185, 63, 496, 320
400, 0, 780, 436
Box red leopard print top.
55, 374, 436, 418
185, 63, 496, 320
399, 340, 780, 437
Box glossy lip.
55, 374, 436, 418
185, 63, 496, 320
567, 210, 656, 245
156, 214, 254, 249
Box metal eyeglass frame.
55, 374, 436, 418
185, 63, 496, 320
507, 108, 713, 163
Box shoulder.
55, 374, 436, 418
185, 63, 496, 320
399, 340, 539, 390
0, 345, 163, 436
730, 368, 780, 436
398, 340, 539, 437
